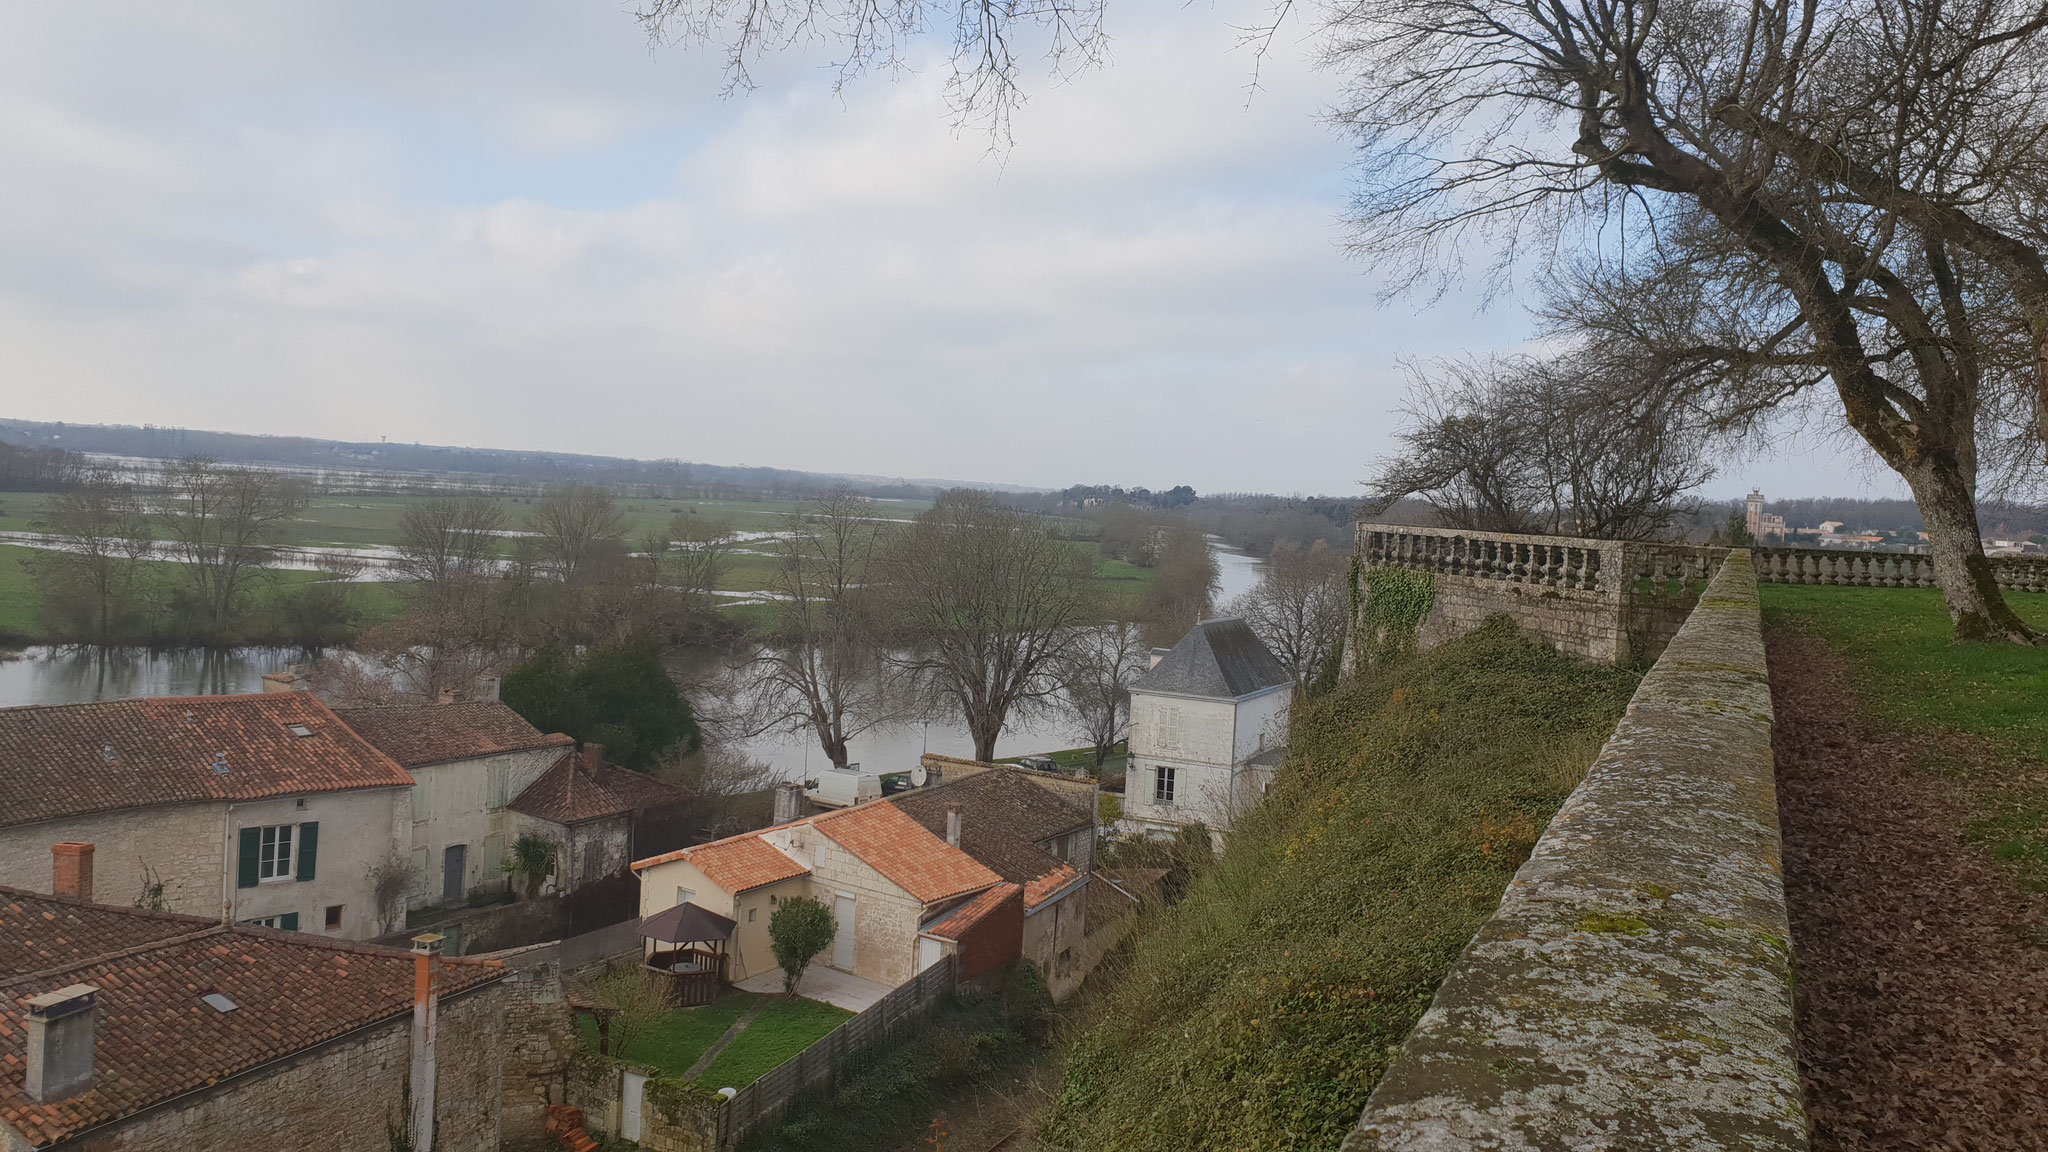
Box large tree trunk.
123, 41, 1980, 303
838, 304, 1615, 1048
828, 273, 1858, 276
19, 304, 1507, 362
1899, 455, 2036, 643
969, 711, 1002, 763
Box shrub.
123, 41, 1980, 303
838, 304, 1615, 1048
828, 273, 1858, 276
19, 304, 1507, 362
769, 897, 837, 995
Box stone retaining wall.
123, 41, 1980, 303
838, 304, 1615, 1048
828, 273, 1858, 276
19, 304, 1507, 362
1346, 550, 1807, 1151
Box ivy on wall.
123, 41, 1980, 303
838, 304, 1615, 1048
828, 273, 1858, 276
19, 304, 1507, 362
1354, 566, 1438, 668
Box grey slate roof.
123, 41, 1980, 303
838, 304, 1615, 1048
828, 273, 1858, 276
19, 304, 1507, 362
1132, 617, 1291, 699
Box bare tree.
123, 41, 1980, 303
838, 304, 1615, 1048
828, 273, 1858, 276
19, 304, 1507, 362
744, 488, 895, 767
663, 513, 738, 606
1055, 596, 1146, 770
635, 0, 1108, 142
28, 465, 154, 643
392, 497, 504, 589
888, 489, 1095, 762
530, 484, 625, 581
1324, 0, 2048, 640
1369, 354, 1716, 539
1141, 523, 1219, 648
153, 457, 306, 642
1226, 540, 1350, 694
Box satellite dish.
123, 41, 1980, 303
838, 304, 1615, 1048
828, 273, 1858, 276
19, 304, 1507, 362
910, 764, 928, 787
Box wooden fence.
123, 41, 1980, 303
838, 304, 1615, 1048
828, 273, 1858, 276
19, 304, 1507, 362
718, 956, 958, 1147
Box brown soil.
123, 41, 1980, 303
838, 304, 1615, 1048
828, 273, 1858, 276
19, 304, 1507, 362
1769, 628, 2048, 1150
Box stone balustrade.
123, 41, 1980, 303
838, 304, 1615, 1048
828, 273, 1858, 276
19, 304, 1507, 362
1345, 550, 1806, 1151
1751, 545, 2048, 592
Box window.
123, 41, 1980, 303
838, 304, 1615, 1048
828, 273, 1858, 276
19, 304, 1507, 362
1159, 706, 1182, 752
676, 887, 695, 908
410, 775, 433, 822
1154, 766, 1177, 806
244, 913, 299, 931
487, 760, 510, 810
257, 824, 295, 881
324, 904, 344, 931
287, 724, 313, 738
748, 908, 756, 923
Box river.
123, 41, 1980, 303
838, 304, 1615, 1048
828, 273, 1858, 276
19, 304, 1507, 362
0, 543, 1270, 777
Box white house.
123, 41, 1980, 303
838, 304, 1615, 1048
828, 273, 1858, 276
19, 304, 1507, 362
1123, 617, 1292, 845
333, 702, 573, 908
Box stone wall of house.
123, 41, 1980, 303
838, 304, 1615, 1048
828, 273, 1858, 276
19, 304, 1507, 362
497, 958, 577, 1142
409, 745, 565, 907
227, 787, 408, 940
762, 823, 927, 987
566, 815, 632, 887
77, 982, 505, 1152
1024, 884, 1090, 1002
0, 801, 223, 916
1346, 552, 1805, 1150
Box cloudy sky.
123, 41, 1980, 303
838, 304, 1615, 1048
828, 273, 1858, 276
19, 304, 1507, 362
0, 1, 1890, 499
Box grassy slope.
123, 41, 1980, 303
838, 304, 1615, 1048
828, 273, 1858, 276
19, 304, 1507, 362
1041, 620, 1643, 1152
1760, 584, 2048, 760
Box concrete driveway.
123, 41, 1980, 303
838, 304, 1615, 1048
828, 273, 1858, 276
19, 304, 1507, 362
735, 965, 894, 1012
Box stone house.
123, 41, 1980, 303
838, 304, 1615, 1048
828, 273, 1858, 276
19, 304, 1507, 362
333, 701, 574, 909
888, 764, 1098, 999
632, 802, 1003, 990
0, 875, 513, 1152
0, 693, 417, 940
1124, 618, 1292, 844
508, 743, 693, 891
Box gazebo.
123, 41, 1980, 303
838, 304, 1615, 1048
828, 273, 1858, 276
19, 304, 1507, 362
639, 902, 736, 1006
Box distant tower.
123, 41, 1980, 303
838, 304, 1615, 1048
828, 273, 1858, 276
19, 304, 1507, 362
1745, 490, 1765, 539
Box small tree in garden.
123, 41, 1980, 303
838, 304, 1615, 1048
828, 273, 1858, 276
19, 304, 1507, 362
768, 896, 837, 995
501, 834, 559, 900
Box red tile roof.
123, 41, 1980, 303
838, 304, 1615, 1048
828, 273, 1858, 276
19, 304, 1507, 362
654, 835, 809, 895
0, 695, 415, 830
888, 768, 1094, 908
1023, 864, 1084, 909
921, 882, 1023, 941
813, 803, 1003, 905
509, 751, 689, 825
332, 701, 572, 767
0, 888, 500, 1148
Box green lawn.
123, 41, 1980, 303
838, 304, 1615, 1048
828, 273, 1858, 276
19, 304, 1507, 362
1760, 583, 2048, 760
575, 994, 758, 1077
696, 996, 854, 1089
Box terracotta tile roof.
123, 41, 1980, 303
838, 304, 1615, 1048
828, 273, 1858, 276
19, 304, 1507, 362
0, 695, 415, 831
331, 701, 572, 767
652, 835, 809, 895
509, 751, 689, 825
889, 768, 1094, 907
1023, 864, 1084, 908
0, 888, 500, 1148
813, 803, 1003, 905
921, 883, 1023, 941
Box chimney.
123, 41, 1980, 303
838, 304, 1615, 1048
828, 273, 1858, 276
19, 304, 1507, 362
772, 782, 805, 824
581, 744, 604, 775
473, 674, 501, 703
945, 808, 962, 848
23, 984, 98, 1102
410, 934, 445, 1152
436, 687, 460, 706
51, 842, 93, 902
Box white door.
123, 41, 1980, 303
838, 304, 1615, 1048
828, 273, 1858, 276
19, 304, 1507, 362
917, 936, 944, 973
833, 895, 856, 971
621, 1070, 647, 1141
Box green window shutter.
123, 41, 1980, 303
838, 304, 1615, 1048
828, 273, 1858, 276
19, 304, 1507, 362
280, 912, 299, 932
296, 822, 319, 882
237, 827, 261, 889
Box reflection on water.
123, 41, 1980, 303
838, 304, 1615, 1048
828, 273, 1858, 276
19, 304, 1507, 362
0, 646, 303, 707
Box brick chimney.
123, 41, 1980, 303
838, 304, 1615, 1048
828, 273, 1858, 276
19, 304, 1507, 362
409, 934, 445, 1152
51, 842, 93, 902
945, 808, 962, 848
23, 984, 98, 1102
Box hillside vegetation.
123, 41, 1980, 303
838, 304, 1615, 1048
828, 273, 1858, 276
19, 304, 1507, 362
1042, 618, 1642, 1152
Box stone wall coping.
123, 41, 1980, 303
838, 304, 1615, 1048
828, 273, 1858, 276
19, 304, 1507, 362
1346, 550, 1807, 1151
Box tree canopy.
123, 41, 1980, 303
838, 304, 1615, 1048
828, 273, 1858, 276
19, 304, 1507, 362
501, 639, 702, 770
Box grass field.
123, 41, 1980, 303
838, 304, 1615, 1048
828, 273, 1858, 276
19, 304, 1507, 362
696, 996, 854, 1089
574, 994, 757, 1077
1760, 583, 2048, 761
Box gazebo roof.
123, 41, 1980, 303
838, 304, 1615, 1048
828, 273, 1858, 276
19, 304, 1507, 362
639, 901, 737, 944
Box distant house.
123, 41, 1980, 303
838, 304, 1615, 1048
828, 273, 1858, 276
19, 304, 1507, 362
509, 743, 693, 891
632, 802, 1004, 991
0, 877, 511, 1151
0, 694, 417, 940
1124, 618, 1292, 844
889, 762, 1098, 999
334, 702, 574, 909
